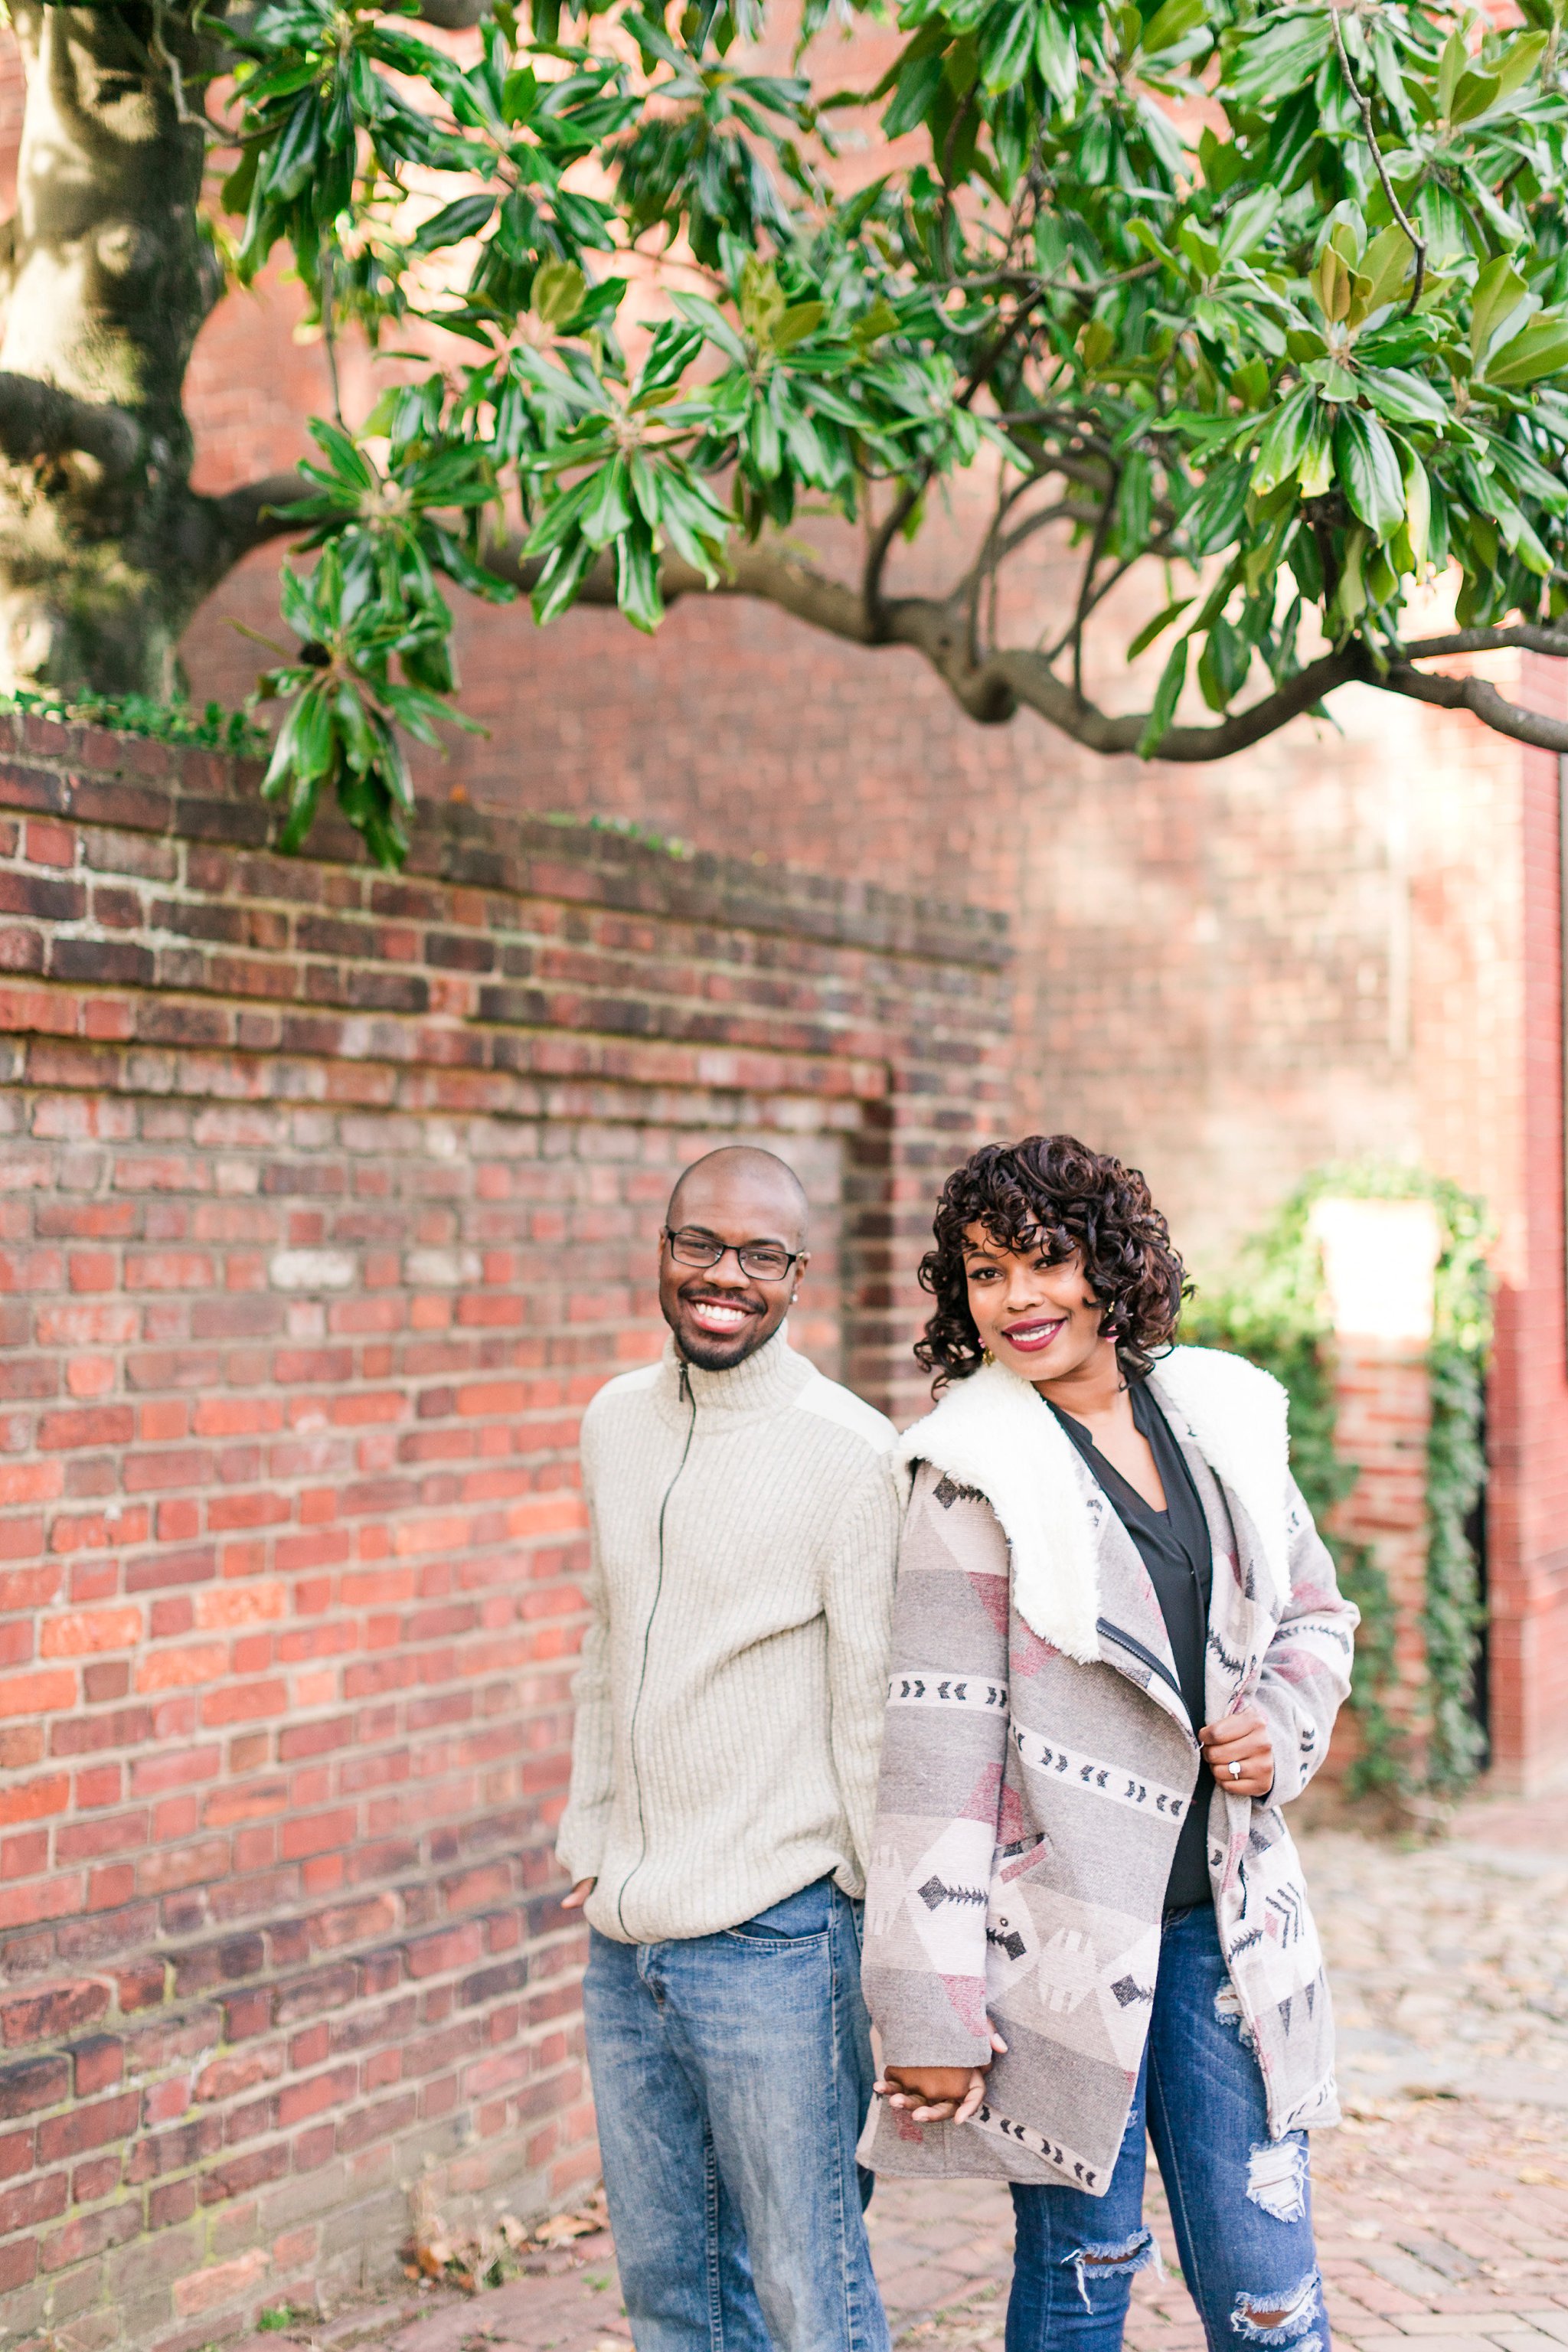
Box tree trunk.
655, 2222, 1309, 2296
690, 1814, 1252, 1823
0, 2, 233, 695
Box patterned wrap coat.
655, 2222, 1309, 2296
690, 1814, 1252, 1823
859, 1345, 1359, 2194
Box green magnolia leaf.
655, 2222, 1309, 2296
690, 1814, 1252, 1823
1221, 13, 1331, 104
1126, 596, 1194, 661
671, 292, 748, 364
1138, 632, 1189, 758
289, 684, 336, 785
1313, 245, 1354, 325
882, 45, 946, 139
531, 532, 599, 626
220, 0, 1568, 866
1197, 612, 1250, 712
534, 257, 587, 324
773, 301, 825, 351
1334, 407, 1406, 540
1140, 0, 1206, 57
980, 2, 1036, 93
1493, 29, 1549, 102
501, 64, 538, 123
1336, 526, 1369, 628
411, 193, 495, 255
1217, 187, 1279, 265
1437, 30, 1466, 119
1252, 387, 1316, 494
306, 418, 377, 495
579, 457, 634, 548
1035, 6, 1076, 103
1357, 368, 1448, 426
616, 521, 663, 632
1471, 256, 1527, 371
1487, 316, 1568, 390
1357, 226, 1416, 318
1401, 445, 1432, 567
1449, 67, 1501, 126
853, 299, 900, 348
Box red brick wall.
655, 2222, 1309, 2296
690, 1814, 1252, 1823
1485, 660, 1568, 1785
0, 720, 1009, 2351
5, 0, 1568, 1773
1327, 1342, 1434, 1792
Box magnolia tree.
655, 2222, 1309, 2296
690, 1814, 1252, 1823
5, 0, 1568, 864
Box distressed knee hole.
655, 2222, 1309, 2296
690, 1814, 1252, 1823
1230, 2269, 1321, 2344
1245, 2138, 1308, 2223
1063, 2230, 1161, 2311
1215, 1978, 1257, 2052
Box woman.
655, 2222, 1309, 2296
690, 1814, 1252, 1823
861, 1135, 1357, 2352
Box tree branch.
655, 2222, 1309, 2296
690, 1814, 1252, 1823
989, 642, 1374, 757
863, 482, 924, 636
1331, 8, 1426, 310
1400, 622, 1568, 661
487, 531, 880, 647
0, 374, 140, 482
416, 0, 493, 24
211, 472, 310, 560
485, 532, 1568, 758
165, 472, 309, 611
1383, 660, 1568, 751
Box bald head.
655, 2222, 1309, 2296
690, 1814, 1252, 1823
667, 1147, 809, 1250
659, 1147, 811, 1370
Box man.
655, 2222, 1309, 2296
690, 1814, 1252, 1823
558, 1145, 901, 2352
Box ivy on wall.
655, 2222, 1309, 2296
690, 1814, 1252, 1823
0, 690, 266, 756
1182, 1165, 1493, 1805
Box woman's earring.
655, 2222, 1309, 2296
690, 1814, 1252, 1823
982, 1346, 995, 1365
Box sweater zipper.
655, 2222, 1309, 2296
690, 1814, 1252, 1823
616, 1358, 697, 1939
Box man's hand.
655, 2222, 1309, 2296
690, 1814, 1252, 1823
877, 2030, 1008, 2125
562, 1877, 596, 1910
1198, 1707, 1275, 1800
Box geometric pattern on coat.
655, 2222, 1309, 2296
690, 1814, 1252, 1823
859, 1348, 1359, 2192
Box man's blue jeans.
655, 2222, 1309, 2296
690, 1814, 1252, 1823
583, 1877, 889, 2352
1008, 1905, 1328, 2352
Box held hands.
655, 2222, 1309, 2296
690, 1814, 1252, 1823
562, 1878, 596, 1910
877, 2028, 1008, 2125
876, 1723, 1272, 2132
1198, 1707, 1275, 1800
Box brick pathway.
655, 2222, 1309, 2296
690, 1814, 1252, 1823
244, 1793, 1568, 2352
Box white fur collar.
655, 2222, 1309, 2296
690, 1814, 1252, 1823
898, 1345, 1292, 1659
1149, 1346, 1291, 1610
898, 1364, 1102, 1660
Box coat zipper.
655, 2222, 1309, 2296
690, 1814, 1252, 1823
1102, 1616, 1265, 2066
615, 1359, 697, 1938
1095, 1615, 1187, 1710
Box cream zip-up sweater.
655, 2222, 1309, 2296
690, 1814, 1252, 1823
557, 1328, 902, 1945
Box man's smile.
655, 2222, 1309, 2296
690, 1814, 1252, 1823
684, 1294, 759, 1337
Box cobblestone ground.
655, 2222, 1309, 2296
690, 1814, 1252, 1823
255, 1792, 1568, 2352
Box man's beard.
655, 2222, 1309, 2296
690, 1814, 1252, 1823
675, 1291, 773, 1370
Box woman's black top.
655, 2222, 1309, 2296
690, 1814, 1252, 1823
1047, 1380, 1215, 1913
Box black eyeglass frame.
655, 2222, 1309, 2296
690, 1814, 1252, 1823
661, 1225, 803, 1281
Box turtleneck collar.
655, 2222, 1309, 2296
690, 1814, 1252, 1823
658, 1322, 811, 1419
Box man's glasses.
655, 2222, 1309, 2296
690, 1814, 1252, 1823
663, 1227, 800, 1282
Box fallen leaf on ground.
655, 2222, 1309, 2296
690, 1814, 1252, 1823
535, 2189, 611, 2245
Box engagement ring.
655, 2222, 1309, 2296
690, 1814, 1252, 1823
1227, 1760, 1242, 1781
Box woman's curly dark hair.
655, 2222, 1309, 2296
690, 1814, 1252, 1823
916, 1135, 1189, 1387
